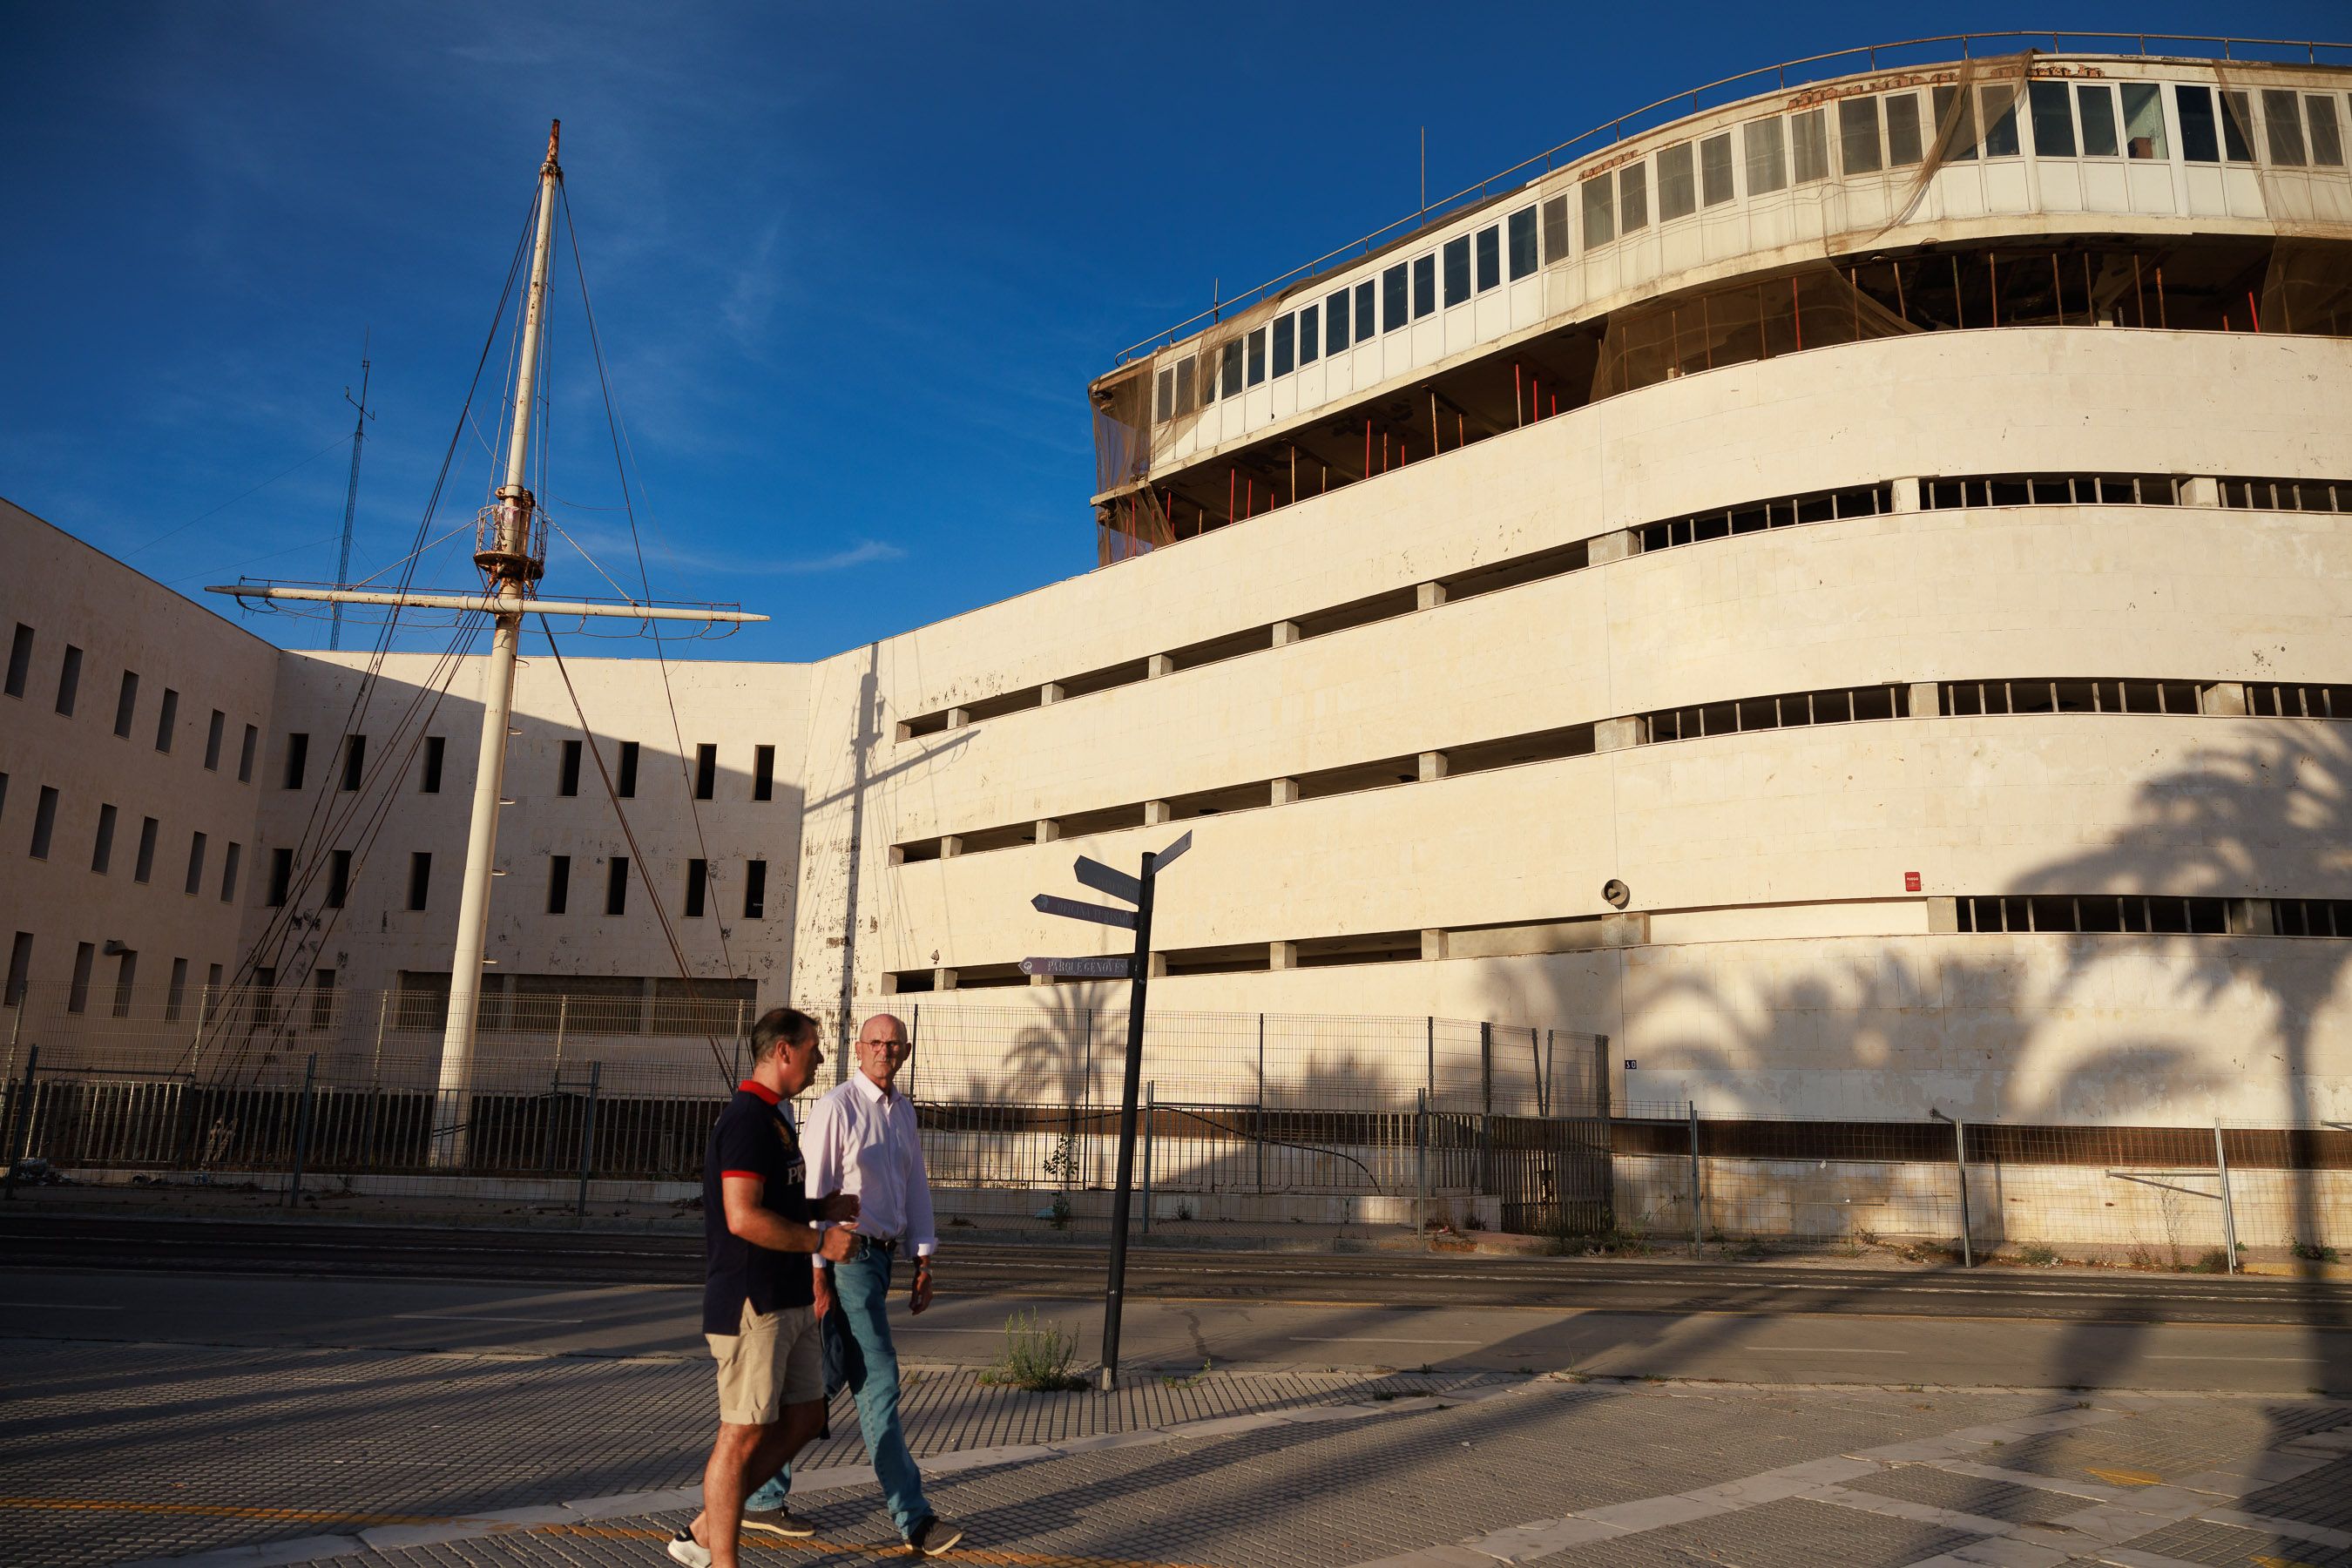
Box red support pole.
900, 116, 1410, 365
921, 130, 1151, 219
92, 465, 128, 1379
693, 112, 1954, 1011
2247, 290, 2261, 333
1792, 275, 1803, 351
1227, 468, 1235, 524
1515, 362, 1524, 427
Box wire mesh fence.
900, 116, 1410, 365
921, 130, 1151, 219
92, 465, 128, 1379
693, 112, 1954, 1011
1, 984, 2343, 1264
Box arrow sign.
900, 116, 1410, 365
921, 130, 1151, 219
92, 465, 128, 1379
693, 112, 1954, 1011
1032, 893, 1136, 929
1154, 830, 1193, 868
1019, 956, 1135, 979
1073, 856, 1142, 905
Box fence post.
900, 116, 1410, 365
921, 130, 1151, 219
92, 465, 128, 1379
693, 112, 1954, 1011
1254, 1014, 1266, 1195
1687, 1100, 1703, 1257
1594, 1034, 1612, 1120
1425, 1016, 1435, 1109
578, 1060, 602, 1220
908, 1004, 920, 1098
1416, 1086, 1430, 1249
286, 1052, 318, 1208
1478, 1021, 1495, 1199
1139, 1080, 1155, 1235
361, 991, 389, 1173
2213, 1119, 2239, 1274
553, 995, 568, 1068
731, 997, 746, 1081
191, 983, 211, 1079
3, 1045, 37, 1200
1933, 1108, 1973, 1267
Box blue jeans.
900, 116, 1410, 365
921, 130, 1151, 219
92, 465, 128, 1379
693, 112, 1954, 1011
746, 1245, 929, 1538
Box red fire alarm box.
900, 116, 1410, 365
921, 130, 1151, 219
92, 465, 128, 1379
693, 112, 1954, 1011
1904, 871, 1922, 893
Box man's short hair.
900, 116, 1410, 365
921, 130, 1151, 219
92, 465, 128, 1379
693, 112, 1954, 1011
749, 1006, 819, 1063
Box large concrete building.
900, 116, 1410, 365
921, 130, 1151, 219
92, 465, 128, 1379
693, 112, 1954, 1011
5, 44, 2351, 1127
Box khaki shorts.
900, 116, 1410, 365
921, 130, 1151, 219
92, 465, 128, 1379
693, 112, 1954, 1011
706, 1300, 823, 1425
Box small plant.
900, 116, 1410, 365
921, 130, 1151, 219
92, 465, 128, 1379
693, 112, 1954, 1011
2189, 1247, 2231, 1274
1159, 1358, 1213, 1389
1173, 1200, 1195, 1223
1042, 1134, 1078, 1231
2292, 1239, 2342, 1263
1465, 1211, 1489, 1232
2016, 1241, 2059, 1267
981, 1310, 1089, 1392
1046, 1192, 1073, 1231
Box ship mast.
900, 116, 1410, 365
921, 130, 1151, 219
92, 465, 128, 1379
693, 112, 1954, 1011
212, 121, 767, 1165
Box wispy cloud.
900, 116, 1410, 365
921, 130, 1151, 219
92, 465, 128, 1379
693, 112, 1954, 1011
554, 521, 905, 583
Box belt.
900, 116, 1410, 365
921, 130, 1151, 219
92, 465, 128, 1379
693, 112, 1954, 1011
851, 1233, 904, 1256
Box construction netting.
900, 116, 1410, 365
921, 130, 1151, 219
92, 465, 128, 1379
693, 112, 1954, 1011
1591, 265, 1921, 400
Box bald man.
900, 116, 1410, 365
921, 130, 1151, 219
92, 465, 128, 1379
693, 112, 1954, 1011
741, 1014, 961, 1556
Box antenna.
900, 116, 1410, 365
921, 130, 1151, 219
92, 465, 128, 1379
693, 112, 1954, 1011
328, 335, 378, 651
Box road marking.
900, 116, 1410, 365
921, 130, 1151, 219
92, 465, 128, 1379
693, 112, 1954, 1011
392, 1312, 585, 1323
1287, 1336, 1481, 1345
2149, 1355, 2310, 1362
1744, 1347, 1908, 1355
0, 1301, 124, 1310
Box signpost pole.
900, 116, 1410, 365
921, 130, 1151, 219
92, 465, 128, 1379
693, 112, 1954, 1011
1098, 851, 1158, 1389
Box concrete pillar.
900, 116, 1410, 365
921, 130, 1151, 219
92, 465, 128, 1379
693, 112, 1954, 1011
1416, 581, 1448, 611
2200, 681, 2247, 717
1040, 682, 1065, 705
1927, 896, 1960, 934
1908, 682, 1941, 718
880, 972, 902, 996
1143, 801, 1173, 826
1594, 716, 1643, 753
1421, 929, 1450, 961
2232, 898, 2277, 936
1036, 819, 1061, 844
2181, 476, 2220, 506
1030, 972, 1053, 987
1270, 777, 1300, 805
1271, 620, 1301, 647
935, 967, 958, 991
888, 845, 907, 867
1146, 953, 1168, 979
894, 720, 914, 742
1599, 912, 1650, 948
946, 707, 970, 730
1890, 476, 1923, 511
1268, 941, 1298, 970
1147, 653, 1175, 679
940, 835, 963, 858
1586, 530, 1638, 564
1417, 751, 1448, 782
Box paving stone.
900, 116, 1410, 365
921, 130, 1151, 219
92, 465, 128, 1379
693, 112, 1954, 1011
1844, 1465, 2086, 1526
2120, 1515, 2352, 1568
1533, 1496, 1977, 1568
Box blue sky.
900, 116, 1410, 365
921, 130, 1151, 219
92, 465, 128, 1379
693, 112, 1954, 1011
3, 1, 2341, 663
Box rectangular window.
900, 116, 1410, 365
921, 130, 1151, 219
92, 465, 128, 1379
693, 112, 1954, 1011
4, 933, 31, 1006
1932, 86, 1978, 161
134, 817, 156, 883
308, 970, 335, 1030
743, 858, 767, 920
283, 733, 308, 790
1885, 93, 1923, 166
91, 802, 116, 872
2262, 89, 2307, 166
1979, 84, 2021, 157
1325, 289, 1349, 353
1475, 225, 1500, 290
112, 669, 139, 738
2220, 90, 2254, 161
1657, 142, 1697, 220
1443, 234, 1471, 306
1790, 108, 1829, 182
1618, 162, 1649, 231
422, 734, 444, 792
220, 841, 240, 902
1507, 206, 1538, 276
327, 848, 349, 908
3, 624, 30, 699
1540, 193, 1571, 260
685, 857, 707, 917
184, 831, 206, 896
267, 846, 293, 907
1355, 279, 1376, 341
1838, 98, 1882, 173
2308, 94, 2345, 166
340, 733, 365, 791
1411, 253, 1435, 318
2177, 84, 2220, 162
605, 856, 628, 916
55, 645, 81, 715
547, 855, 571, 914
166, 956, 187, 1020
1382, 263, 1408, 331
694, 742, 717, 800
1743, 117, 1788, 193
1246, 328, 1267, 386
1218, 339, 1241, 398
112, 950, 137, 1017
31, 786, 58, 859
559, 738, 582, 796
407, 851, 431, 911
2029, 80, 2076, 157
1580, 172, 1614, 246
238, 724, 257, 782
205, 709, 225, 770
1298, 303, 1319, 364
1272, 314, 1294, 376
1173, 355, 1196, 412
1153, 367, 1174, 423
753, 744, 775, 801
207, 962, 222, 992
2121, 84, 2166, 159
154, 688, 178, 753
617, 740, 639, 797
2076, 84, 2119, 157
1700, 132, 1736, 202
67, 942, 94, 1014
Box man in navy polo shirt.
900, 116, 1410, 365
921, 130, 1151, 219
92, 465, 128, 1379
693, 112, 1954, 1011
670, 1007, 856, 1568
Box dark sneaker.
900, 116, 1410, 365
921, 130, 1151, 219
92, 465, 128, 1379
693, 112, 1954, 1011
908, 1516, 965, 1557
666, 1531, 711, 1568
741, 1503, 818, 1539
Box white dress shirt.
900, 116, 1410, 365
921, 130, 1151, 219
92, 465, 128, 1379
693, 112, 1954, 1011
802, 1069, 937, 1267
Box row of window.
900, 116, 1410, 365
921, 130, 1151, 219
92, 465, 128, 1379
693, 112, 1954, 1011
1151, 80, 2352, 422
6, 621, 261, 778
272, 730, 781, 804
1924, 474, 2180, 510
1954, 895, 2352, 936
251, 844, 776, 924
6, 772, 247, 903
3, 937, 240, 1017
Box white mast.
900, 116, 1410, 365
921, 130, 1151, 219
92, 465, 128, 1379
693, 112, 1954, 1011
211, 121, 765, 1167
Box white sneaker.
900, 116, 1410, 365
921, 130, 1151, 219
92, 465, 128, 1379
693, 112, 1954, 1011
666, 1531, 712, 1568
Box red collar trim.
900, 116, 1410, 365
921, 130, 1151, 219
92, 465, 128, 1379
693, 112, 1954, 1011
738, 1078, 781, 1105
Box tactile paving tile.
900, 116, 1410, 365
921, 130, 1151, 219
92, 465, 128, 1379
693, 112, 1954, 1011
2240, 1451, 2352, 1532
1970, 1398, 2348, 1487
1842, 1463, 2085, 1524
2125, 1515, 2352, 1568
1535, 1495, 1978, 1568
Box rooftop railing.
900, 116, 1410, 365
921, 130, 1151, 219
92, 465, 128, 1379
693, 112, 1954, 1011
1110, 30, 2352, 366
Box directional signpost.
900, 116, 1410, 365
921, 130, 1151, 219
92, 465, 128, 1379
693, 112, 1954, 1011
1028, 830, 1191, 1389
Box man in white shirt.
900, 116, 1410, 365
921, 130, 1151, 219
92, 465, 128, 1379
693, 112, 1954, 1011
741, 1013, 962, 1557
